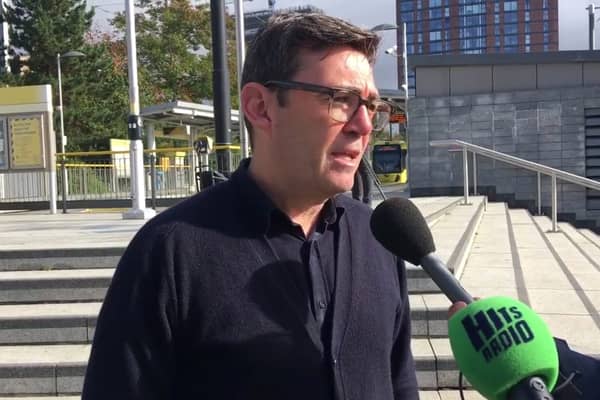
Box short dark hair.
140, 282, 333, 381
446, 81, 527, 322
241, 12, 381, 143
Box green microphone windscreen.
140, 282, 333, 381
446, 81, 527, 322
448, 296, 559, 400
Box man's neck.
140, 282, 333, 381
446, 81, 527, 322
249, 161, 327, 237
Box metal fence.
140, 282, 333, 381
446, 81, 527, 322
0, 146, 243, 208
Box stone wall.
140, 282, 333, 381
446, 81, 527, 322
407, 86, 600, 227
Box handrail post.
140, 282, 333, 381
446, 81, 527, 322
537, 172, 542, 215
551, 175, 558, 232
463, 147, 469, 205
473, 152, 478, 195
61, 154, 68, 214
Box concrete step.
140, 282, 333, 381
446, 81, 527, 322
410, 294, 452, 338
0, 269, 113, 304
408, 197, 486, 294
0, 339, 469, 396
529, 215, 600, 356
0, 392, 486, 400
0, 303, 100, 345
0, 344, 89, 396
0, 397, 80, 400
0, 248, 123, 272
0, 296, 450, 346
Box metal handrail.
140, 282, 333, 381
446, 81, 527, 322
430, 139, 600, 232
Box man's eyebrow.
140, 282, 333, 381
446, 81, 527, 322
336, 85, 380, 100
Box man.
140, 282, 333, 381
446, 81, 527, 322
352, 157, 373, 205
82, 12, 418, 400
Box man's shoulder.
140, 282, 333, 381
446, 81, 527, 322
136, 181, 239, 240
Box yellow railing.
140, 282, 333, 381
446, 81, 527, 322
53, 147, 243, 201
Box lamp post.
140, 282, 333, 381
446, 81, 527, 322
371, 23, 408, 102
588, 4, 600, 50
56, 50, 85, 213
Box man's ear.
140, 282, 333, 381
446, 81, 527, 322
241, 82, 273, 133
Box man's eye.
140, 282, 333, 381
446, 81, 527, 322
332, 94, 354, 105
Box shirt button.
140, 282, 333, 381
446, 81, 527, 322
318, 300, 326, 309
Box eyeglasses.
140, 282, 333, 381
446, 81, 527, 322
264, 80, 392, 131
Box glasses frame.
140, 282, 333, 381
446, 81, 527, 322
264, 80, 392, 131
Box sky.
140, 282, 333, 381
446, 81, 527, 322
89, 0, 600, 90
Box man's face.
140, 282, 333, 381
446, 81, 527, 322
269, 47, 377, 200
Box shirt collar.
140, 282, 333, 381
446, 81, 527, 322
231, 158, 343, 235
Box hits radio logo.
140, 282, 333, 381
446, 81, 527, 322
461, 306, 534, 362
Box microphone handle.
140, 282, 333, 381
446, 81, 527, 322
420, 253, 474, 304
508, 376, 554, 400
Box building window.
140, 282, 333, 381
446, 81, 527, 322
430, 7, 443, 19
494, 13, 500, 24
430, 19, 443, 30
505, 23, 518, 35
504, 1, 517, 11
525, 44, 531, 52
417, 0, 422, 9
525, 23, 530, 33
504, 46, 519, 53
494, 3, 500, 12
401, 11, 414, 23
400, 1, 413, 12
407, 44, 414, 53
430, 0, 442, 7
416, 21, 422, 32
430, 30, 442, 41
445, 7, 450, 17
544, 33, 550, 44
525, 34, 531, 44
504, 11, 518, 23
495, 36, 501, 47
544, 44, 549, 51
495, 25, 501, 36
543, 0, 548, 8
525, 11, 530, 21
544, 9, 549, 20
544, 21, 549, 32
430, 42, 443, 53
504, 34, 518, 46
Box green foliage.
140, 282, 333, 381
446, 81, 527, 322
111, 0, 239, 107
0, 0, 241, 152
3, 0, 94, 84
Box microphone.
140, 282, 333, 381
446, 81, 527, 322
370, 197, 560, 399
448, 296, 559, 400
370, 196, 473, 304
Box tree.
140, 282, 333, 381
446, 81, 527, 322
61, 32, 130, 151
111, 0, 239, 107
3, 0, 94, 84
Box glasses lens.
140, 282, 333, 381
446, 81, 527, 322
371, 102, 391, 131
329, 91, 360, 123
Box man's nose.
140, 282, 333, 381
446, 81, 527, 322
343, 105, 372, 136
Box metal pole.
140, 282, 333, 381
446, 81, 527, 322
234, 0, 249, 159
551, 175, 558, 232
56, 54, 69, 214
473, 152, 477, 195
211, 0, 233, 175
1, 0, 10, 74
537, 172, 542, 216
122, 0, 155, 220
588, 4, 596, 50
463, 147, 469, 205
146, 123, 156, 210
401, 22, 410, 196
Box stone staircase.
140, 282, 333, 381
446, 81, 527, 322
1, 197, 600, 399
